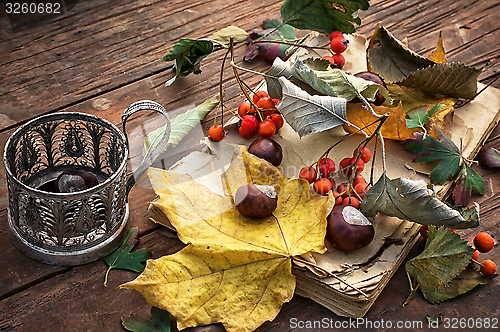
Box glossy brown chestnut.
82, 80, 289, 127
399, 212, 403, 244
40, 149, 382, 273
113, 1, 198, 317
234, 184, 278, 218
55, 170, 99, 193
326, 205, 374, 251
248, 137, 283, 166
352, 71, 386, 106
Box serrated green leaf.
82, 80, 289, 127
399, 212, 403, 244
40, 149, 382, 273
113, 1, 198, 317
264, 57, 297, 100
405, 103, 443, 130
281, 0, 369, 34
102, 227, 151, 286
360, 173, 477, 228
122, 307, 171, 332
368, 24, 435, 83
401, 125, 461, 184
406, 227, 474, 296
142, 94, 221, 156
262, 19, 296, 40
161, 39, 214, 86
452, 164, 484, 206
424, 267, 497, 304
207, 26, 248, 45
397, 62, 481, 99
276, 77, 347, 137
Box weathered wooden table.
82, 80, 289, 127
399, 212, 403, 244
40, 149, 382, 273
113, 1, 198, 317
1, 0, 500, 331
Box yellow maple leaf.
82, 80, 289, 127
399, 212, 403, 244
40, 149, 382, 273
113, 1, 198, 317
121, 146, 335, 332
428, 31, 447, 64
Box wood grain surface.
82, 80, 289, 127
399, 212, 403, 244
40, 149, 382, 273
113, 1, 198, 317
1, 0, 500, 331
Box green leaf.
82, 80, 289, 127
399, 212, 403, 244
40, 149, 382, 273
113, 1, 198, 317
276, 77, 347, 137
207, 26, 248, 45
401, 125, 461, 184
452, 164, 484, 206
405, 103, 443, 131
406, 227, 474, 296
424, 266, 497, 304
143, 94, 221, 156
161, 39, 214, 86
102, 227, 151, 286
263, 19, 296, 40
368, 24, 435, 83
360, 173, 478, 228
281, 0, 369, 34
122, 307, 171, 332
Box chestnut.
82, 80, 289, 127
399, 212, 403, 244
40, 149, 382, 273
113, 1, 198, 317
352, 71, 386, 106
234, 184, 278, 218
326, 205, 374, 251
248, 137, 283, 166
55, 170, 99, 193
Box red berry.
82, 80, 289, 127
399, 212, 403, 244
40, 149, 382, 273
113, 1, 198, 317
313, 178, 332, 195
349, 157, 365, 174
238, 102, 251, 117
322, 55, 334, 63
353, 174, 365, 186
331, 53, 345, 68
270, 113, 284, 130
318, 158, 336, 177
241, 115, 258, 132
299, 166, 317, 183
472, 250, 480, 262
330, 36, 349, 54
339, 157, 351, 176
342, 196, 360, 209
337, 183, 350, 198
256, 97, 276, 110
239, 126, 256, 139
329, 178, 336, 190
329, 31, 344, 41
480, 260, 497, 276
272, 99, 281, 106
208, 124, 225, 141
252, 90, 269, 104
354, 146, 372, 163
474, 232, 495, 253
419, 225, 429, 240
332, 191, 342, 205
354, 182, 370, 199
257, 119, 276, 138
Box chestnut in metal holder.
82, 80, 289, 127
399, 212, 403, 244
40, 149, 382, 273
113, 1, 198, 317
4, 101, 170, 265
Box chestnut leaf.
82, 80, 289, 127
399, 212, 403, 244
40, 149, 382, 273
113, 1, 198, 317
360, 174, 478, 229
405, 227, 475, 300
122, 306, 170, 332
102, 227, 151, 286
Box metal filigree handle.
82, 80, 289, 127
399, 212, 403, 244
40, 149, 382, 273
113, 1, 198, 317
122, 100, 171, 196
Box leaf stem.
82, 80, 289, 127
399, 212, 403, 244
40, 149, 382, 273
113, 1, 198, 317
217, 48, 231, 127
292, 256, 368, 298
104, 267, 111, 287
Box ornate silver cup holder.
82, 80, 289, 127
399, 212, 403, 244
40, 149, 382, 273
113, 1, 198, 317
4, 101, 170, 266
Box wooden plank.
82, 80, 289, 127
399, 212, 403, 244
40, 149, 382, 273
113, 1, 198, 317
0, 230, 185, 332
0, 0, 284, 130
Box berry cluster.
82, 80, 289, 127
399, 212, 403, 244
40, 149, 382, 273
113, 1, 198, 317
420, 227, 497, 277
237, 90, 284, 139
322, 31, 348, 69
299, 146, 372, 210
